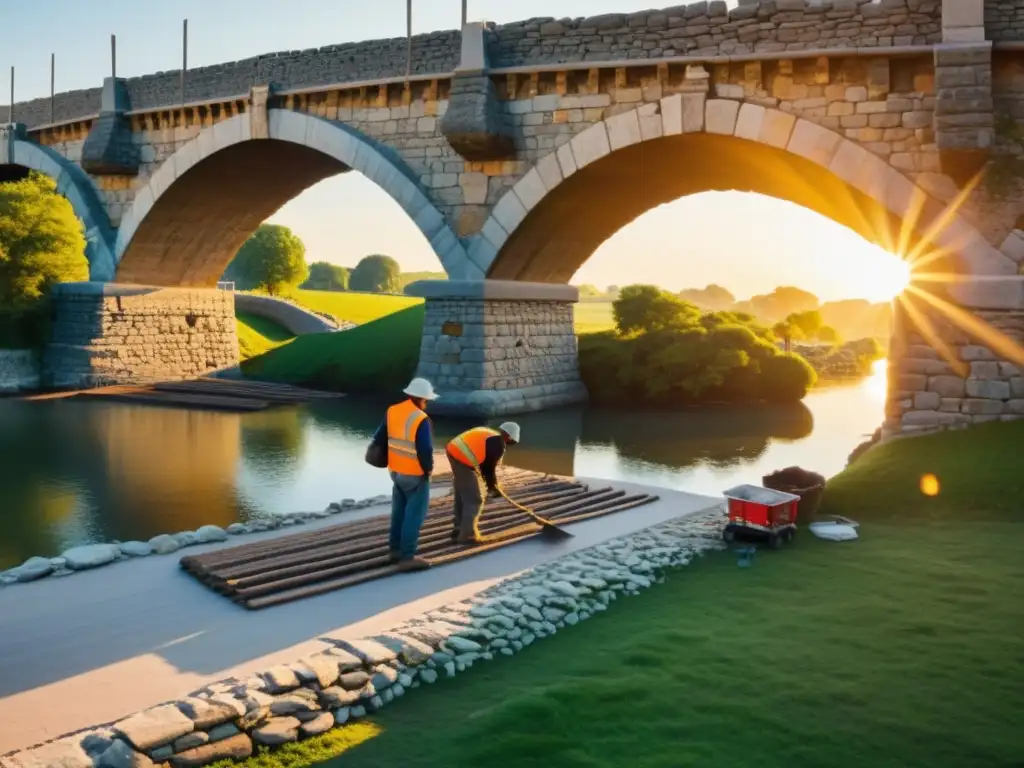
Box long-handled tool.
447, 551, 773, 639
497, 487, 574, 541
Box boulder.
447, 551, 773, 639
9, 556, 54, 582
176, 696, 243, 729
299, 712, 335, 737
13, 738, 96, 768
168, 734, 252, 768
114, 704, 195, 751
252, 717, 300, 746
119, 541, 153, 557
147, 534, 181, 555
195, 525, 228, 543
62, 543, 120, 570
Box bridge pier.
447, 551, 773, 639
406, 280, 587, 417
43, 283, 239, 389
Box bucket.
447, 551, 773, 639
762, 466, 826, 520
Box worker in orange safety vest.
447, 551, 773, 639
369, 377, 438, 571
445, 422, 521, 544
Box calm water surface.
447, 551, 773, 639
0, 362, 887, 567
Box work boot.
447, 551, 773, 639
450, 529, 461, 543
397, 556, 431, 573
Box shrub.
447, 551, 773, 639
759, 353, 818, 403
612, 285, 700, 334
224, 224, 309, 295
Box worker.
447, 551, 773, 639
370, 377, 438, 572
445, 422, 521, 544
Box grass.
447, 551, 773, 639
215, 421, 1023, 768
240, 305, 425, 392
236, 313, 294, 361
282, 289, 421, 325
573, 300, 615, 334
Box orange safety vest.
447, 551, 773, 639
386, 399, 428, 476
448, 426, 501, 470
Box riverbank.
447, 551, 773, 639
0, 479, 719, 756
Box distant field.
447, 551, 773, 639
574, 301, 615, 333
284, 289, 421, 325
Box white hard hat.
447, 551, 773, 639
499, 421, 521, 443
403, 377, 438, 400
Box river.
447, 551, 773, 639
0, 361, 887, 568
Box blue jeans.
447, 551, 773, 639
389, 472, 430, 559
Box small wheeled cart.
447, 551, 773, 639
722, 484, 802, 549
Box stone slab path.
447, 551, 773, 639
0, 479, 718, 754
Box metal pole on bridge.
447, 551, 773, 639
405, 0, 412, 79
181, 19, 188, 105
462, 0, 468, 27
8, 66, 13, 124
111, 34, 116, 79
50, 53, 55, 125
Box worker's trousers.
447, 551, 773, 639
447, 450, 484, 541
389, 471, 429, 559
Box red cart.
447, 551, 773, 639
722, 484, 802, 549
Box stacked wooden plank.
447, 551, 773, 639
180, 469, 658, 610
70, 377, 344, 412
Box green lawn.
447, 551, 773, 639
283, 289, 421, 326
216, 422, 1023, 768
574, 300, 615, 333
236, 313, 294, 361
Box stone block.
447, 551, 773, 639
734, 103, 765, 142
787, 119, 842, 167
705, 99, 740, 135
513, 168, 548, 211
114, 705, 195, 751
492, 190, 529, 234
928, 375, 966, 397
913, 391, 941, 410
758, 108, 796, 149
1000, 231, 1024, 263
660, 94, 683, 136
681, 93, 706, 133
570, 122, 611, 169
605, 110, 642, 150
535, 152, 563, 192
169, 734, 252, 768
966, 379, 1010, 399
459, 172, 488, 205
961, 398, 1005, 414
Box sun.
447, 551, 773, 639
835, 238, 912, 302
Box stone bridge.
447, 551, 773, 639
2, 0, 1024, 436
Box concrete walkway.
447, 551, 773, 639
0, 479, 719, 754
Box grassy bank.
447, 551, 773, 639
213, 422, 1023, 768
236, 313, 295, 360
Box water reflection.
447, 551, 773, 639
0, 365, 886, 566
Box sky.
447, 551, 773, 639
0, 0, 910, 303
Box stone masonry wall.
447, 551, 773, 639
887, 304, 1024, 434
43, 284, 238, 389
417, 298, 585, 415
0, 32, 462, 130
986, 0, 1024, 41
0, 350, 40, 393
486, 1, 943, 66
2, 1, 944, 132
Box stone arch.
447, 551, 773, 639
4, 139, 117, 280
473, 99, 1021, 311
114, 110, 469, 286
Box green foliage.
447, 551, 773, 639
350, 254, 401, 293
678, 283, 736, 310
225, 224, 309, 295
816, 324, 840, 344
576, 283, 604, 298
788, 309, 823, 337
0, 171, 88, 311
612, 284, 700, 334
302, 261, 349, 292
759, 353, 818, 402
582, 285, 816, 407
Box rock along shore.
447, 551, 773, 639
2, 504, 727, 768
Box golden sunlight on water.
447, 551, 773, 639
864, 357, 889, 401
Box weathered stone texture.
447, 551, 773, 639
416, 297, 586, 415
887, 304, 1024, 434
43, 284, 238, 389
0, 350, 40, 393
985, 0, 1024, 41
0, 31, 462, 130
485, 2, 944, 67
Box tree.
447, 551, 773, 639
679, 284, 736, 310
0, 171, 88, 311
613, 284, 700, 335
789, 309, 823, 338
816, 325, 840, 344
772, 320, 804, 352
303, 261, 349, 291
349, 254, 401, 293
225, 224, 308, 295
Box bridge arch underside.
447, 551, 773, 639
115, 140, 346, 287
488, 133, 949, 287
